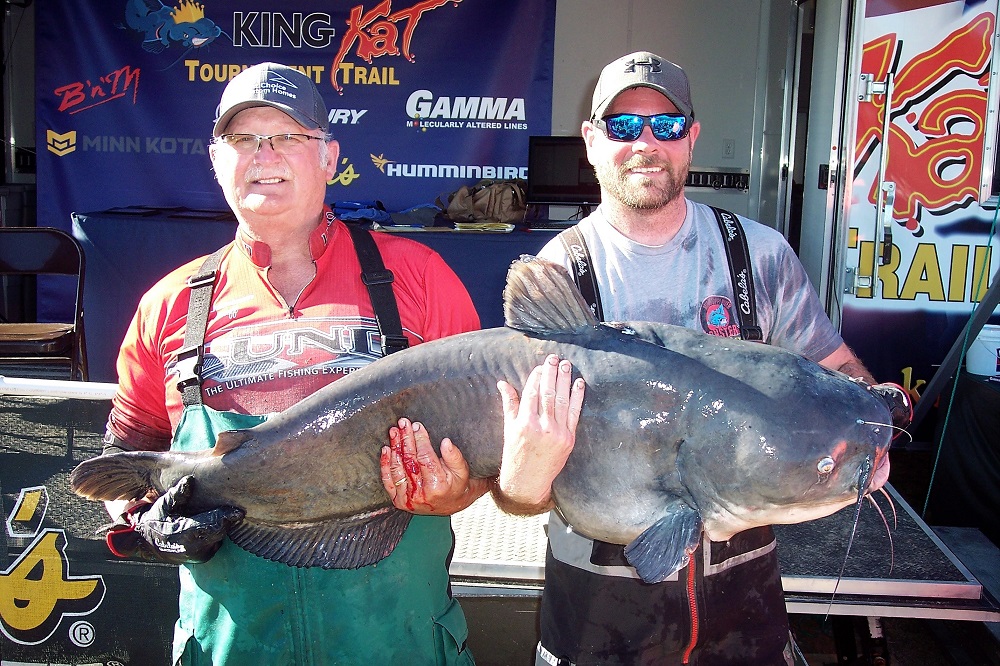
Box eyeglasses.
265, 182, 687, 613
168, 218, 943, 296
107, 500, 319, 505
594, 113, 689, 142
216, 133, 325, 155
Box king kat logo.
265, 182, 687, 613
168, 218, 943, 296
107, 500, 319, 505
330, 0, 462, 93
0, 529, 106, 645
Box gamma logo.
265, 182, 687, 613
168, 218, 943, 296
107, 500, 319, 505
0, 528, 106, 645
47, 130, 77, 156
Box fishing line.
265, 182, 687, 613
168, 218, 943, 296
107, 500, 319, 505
921, 202, 999, 518
856, 419, 913, 444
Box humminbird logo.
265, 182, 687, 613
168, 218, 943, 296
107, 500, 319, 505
625, 57, 661, 74
382, 162, 527, 180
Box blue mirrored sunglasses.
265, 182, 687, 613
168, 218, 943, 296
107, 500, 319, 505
595, 113, 689, 142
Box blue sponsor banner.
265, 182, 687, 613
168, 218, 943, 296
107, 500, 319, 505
35, 0, 555, 318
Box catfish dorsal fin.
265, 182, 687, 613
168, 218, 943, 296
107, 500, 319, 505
213, 430, 253, 456
503, 256, 599, 334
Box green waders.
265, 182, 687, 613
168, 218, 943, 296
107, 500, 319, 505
170, 405, 475, 666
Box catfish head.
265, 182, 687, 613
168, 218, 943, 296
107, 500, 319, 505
676, 376, 892, 543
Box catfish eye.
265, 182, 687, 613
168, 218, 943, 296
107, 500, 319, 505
817, 456, 836, 475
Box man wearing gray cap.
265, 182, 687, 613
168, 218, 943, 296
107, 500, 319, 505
98, 62, 483, 664
493, 51, 886, 665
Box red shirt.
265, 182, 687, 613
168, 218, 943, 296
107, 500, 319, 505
108, 212, 480, 450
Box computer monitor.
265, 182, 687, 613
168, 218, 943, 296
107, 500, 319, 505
526, 135, 601, 207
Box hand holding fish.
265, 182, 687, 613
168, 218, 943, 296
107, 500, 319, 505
494, 354, 586, 516
380, 418, 490, 515
106, 475, 244, 564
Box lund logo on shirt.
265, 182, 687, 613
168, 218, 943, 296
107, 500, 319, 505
179, 320, 392, 393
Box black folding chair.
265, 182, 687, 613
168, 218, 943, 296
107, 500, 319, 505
0, 227, 88, 380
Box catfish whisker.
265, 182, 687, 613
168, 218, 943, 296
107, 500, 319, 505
877, 486, 897, 529
866, 494, 895, 574
825, 457, 872, 619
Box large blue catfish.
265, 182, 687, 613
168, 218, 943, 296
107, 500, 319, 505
70, 256, 892, 583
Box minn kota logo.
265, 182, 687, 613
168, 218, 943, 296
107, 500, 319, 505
46, 130, 77, 156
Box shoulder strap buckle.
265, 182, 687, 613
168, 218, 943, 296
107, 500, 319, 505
185, 270, 218, 290
381, 334, 410, 355
345, 224, 408, 357
174, 345, 204, 390
361, 269, 395, 286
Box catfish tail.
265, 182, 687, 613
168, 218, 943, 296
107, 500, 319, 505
504, 256, 599, 333
69, 451, 166, 502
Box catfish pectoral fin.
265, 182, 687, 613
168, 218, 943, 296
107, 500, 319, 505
623, 503, 703, 583
228, 508, 413, 569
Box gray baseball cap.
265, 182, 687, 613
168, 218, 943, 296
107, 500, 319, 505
590, 51, 694, 123
213, 62, 329, 137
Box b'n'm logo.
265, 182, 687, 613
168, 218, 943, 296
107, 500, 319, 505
0, 529, 105, 645
47, 130, 76, 156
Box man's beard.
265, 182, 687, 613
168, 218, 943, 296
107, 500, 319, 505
595, 153, 689, 210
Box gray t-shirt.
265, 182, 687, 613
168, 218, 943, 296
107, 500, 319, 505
537, 199, 843, 363
538, 199, 845, 582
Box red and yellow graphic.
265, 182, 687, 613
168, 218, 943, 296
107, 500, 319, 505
330, 0, 463, 92
855, 12, 995, 233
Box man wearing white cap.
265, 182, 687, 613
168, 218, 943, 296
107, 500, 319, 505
99, 62, 483, 664
491, 51, 906, 665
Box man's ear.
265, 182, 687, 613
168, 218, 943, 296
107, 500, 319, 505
686, 120, 701, 148
581, 121, 599, 165
324, 139, 340, 179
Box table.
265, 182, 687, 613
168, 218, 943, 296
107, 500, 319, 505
449, 484, 1000, 622
71, 207, 558, 382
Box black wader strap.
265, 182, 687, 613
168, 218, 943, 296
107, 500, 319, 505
177, 246, 227, 407
345, 224, 409, 356
710, 207, 762, 342
557, 226, 605, 321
